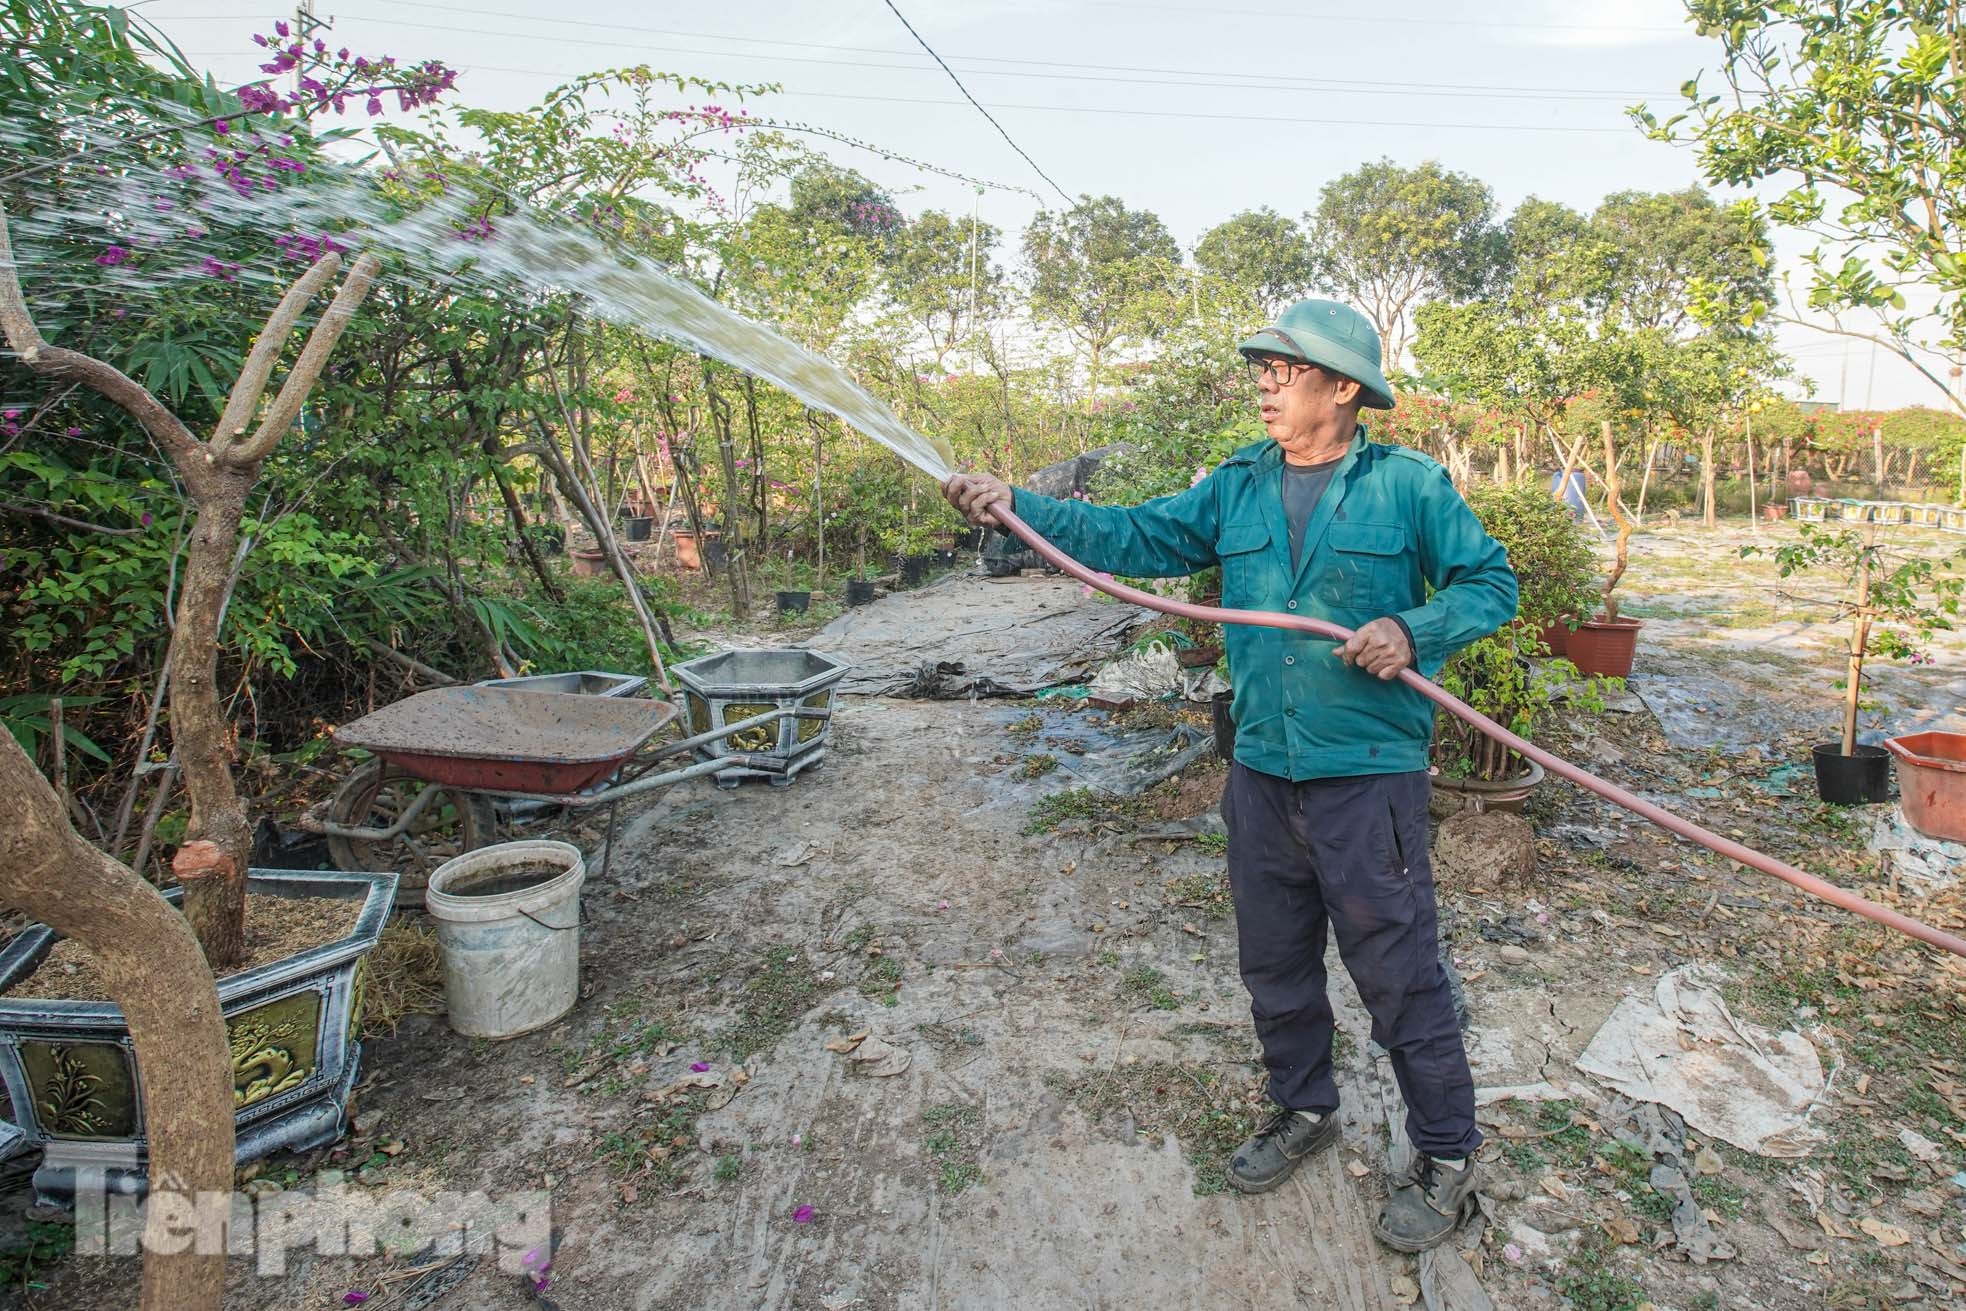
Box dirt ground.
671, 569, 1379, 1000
13, 521, 1966, 1311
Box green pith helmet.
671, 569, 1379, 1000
1236, 299, 1396, 411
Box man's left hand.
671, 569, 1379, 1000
1336, 618, 1412, 681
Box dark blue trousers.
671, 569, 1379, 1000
1222, 762, 1481, 1159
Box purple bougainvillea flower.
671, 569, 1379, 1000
793, 1205, 814, 1224
140, 512, 154, 527
690, 1062, 710, 1073
212, 120, 230, 136
342, 1293, 369, 1307
274, 18, 289, 35
94, 245, 129, 267
65, 426, 82, 437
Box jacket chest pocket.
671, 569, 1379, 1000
1316, 523, 1406, 609
1215, 524, 1272, 604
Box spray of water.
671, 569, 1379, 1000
2, 110, 958, 484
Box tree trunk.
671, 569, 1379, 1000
1599, 421, 1633, 622
1701, 425, 1718, 528
1842, 526, 1875, 756
169, 476, 254, 968
1635, 438, 1660, 525
0, 733, 234, 1311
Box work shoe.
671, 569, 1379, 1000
1227, 1107, 1339, 1193
1374, 1154, 1481, 1252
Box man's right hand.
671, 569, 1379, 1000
943, 473, 1013, 527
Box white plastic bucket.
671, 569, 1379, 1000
425, 840, 585, 1039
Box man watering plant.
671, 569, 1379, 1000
942, 299, 1517, 1253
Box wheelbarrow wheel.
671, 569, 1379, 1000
325, 758, 498, 903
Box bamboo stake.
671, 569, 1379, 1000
1841, 525, 1875, 757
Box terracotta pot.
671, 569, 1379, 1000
672, 530, 702, 571
1883, 732, 1966, 840
570, 548, 608, 578
1566, 617, 1642, 678
1763, 504, 1788, 521
1176, 644, 1224, 669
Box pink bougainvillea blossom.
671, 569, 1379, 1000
793, 1205, 815, 1224
94, 245, 130, 267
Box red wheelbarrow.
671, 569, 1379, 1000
306, 683, 831, 897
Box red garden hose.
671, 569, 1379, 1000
990, 504, 1966, 961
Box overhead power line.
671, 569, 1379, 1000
875, 0, 1072, 206
174, 5, 1668, 100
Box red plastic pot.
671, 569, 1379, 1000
1883, 731, 1966, 843
1536, 619, 1572, 658
1566, 617, 1642, 678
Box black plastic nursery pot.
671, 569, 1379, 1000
776, 590, 812, 614
623, 515, 653, 542
901, 556, 930, 585
845, 579, 876, 606
1812, 743, 1892, 805
1210, 690, 1236, 763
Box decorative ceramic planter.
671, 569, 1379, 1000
673, 648, 849, 788
0, 869, 397, 1206
1567, 617, 1642, 679
1431, 759, 1547, 815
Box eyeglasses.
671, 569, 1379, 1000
1246, 355, 1316, 386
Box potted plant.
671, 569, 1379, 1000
1433, 483, 1611, 811
1744, 524, 1964, 805
1567, 421, 1645, 678
845, 562, 880, 607
0, 216, 399, 1215
771, 559, 817, 615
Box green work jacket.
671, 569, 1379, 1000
1010, 429, 1518, 780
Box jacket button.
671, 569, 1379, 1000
1284, 656, 1295, 666
1286, 707, 1297, 717
1286, 600, 1298, 610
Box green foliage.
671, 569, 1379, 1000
1745, 524, 1963, 666
1023, 195, 1183, 381
1635, 0, 1964, 416
1308, 159, 1502, 365
1435, 484, 1615, 779
1193, 208, 1316, 316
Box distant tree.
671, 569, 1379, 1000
1305, 159, 1501, 368
787, 161, 903, 242
1194, 207, 1317, 316
1590, 188, 1773, 336
1023, 195, 1183, 390
1635, 0, 1965, 418
888, 209, 1003, 366
1497, 197, 1608, 316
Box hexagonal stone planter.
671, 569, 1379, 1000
0, 869, 396, 1206
673, 647, 849, 788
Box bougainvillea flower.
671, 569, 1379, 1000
793, 1205, 814, 1223
690, 1062, 710, 1073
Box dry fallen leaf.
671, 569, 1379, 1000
824, 1031, 870, 1054
1388, 1273, 1419, 1305
847, 1034, 912, 1078
1602, 1216, 1641, 1245
1538, 1175, 1572, 1202
1694, 1147, 1725, 1176
1346, 1159, 1371, 1178
1859, 1217, 1912, 1248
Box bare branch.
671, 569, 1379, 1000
0, 499, 144, 537
228, 253, 382, 467
211, 252, 345, 458
0, 201, 205, 473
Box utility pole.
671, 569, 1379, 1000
967, 184, 981, 336
292, 1, 315, 98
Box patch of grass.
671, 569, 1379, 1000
1059, 1062, 1264, 1197
1597, 1142, 1671, 1223
1006, 712, 1043, 737
1163, 869, 1233, 920
1693, 1172, 1745, 1220
916, 1021, 983, 1052
1552, 1242, 1645, 1311
843, 924, 876, 952
1330, 1029, 1358, 1071
1194, 830, 1229, 855
595, 1091, 709, 1189
1122, 965, 1181, 1011
922, 1103, 984, 1194
714, 1153, 743, 1183
1019, 753, 1059, 778
1023, 787, 1105, 835
723, 950, 829, 1061
0, 1222, 74, 1293
861, 954, 904, 1005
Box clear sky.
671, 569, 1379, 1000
136, 0, 1946, 410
